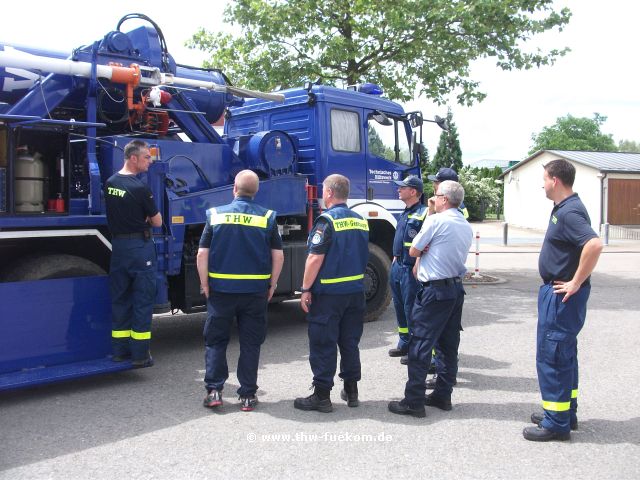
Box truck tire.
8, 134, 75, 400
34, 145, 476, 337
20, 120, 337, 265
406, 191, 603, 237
0, 254, 106, 282
364, 243, 391, 322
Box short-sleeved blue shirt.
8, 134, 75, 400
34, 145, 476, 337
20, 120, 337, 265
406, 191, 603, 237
538, 193, 598, 284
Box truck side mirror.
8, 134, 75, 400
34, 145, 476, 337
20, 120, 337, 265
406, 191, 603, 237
371, 110, 392, 126
434, 115, 449, 131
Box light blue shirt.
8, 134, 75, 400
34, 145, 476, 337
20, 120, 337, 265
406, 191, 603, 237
411, 208, 473, 282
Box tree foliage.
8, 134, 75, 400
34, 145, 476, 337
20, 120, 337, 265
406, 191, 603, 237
188, 0, 571, 104
529, 113, 616, 154
432, 109, 463, 173
458, 166, 503, 221
618, 139, 640, 153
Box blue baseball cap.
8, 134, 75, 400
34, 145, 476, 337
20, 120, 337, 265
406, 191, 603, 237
393, 175, 423, 193
427, 167, 458, 182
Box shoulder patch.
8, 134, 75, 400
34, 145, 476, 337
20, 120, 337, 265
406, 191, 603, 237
408, 229, 417, 238
311, 233, 322, 245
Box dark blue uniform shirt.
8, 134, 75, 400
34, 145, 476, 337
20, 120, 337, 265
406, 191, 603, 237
392, 201, 427, 266
538, 193, 598, 284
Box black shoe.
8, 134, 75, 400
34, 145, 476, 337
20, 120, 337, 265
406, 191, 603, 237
203, 389, 223, 408
523, 425, 570, 442
239, 395, 258, 412
531, 412, 578, 431
340, 380, 359, 407
131, 355, 154, 368
294, 387, 333, 413
400, 355, 408, 365
388, 400, 426, 418
389, 347, 408, 357
424, 393, 452, 411
425, 377, 436, 390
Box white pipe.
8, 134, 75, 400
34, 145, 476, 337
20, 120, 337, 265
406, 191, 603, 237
0, 48, 284, 102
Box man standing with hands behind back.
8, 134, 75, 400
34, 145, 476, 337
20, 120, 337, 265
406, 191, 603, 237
197, 170, 284, 412
523, 159, 602, 441
294, 174, 369, 413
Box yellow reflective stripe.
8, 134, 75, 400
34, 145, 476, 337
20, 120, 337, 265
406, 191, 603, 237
461, 207, 469, 219
432, 348, 436, 355
571, 389, 578, 399
398, 327, 409, 334
131, 330, 151, 340
403, 242, 413, 247
408, 210, 427, 221
210, 210, 271, 228
542, 400, 571, 412
112, 330, 131, 338
331, 217, 369, 232
209, 272, 271, 280
320, 274, 365, 284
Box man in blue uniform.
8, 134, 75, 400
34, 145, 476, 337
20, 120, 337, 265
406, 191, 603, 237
294, 174, 369, 412
388, 180, 472, 418
523, 159, 602, 441
197, 170, 284, 412
388, 175, 427, 364
105, 140, 162, 368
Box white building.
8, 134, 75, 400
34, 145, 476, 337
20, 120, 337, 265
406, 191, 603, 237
499, 150, 640, 232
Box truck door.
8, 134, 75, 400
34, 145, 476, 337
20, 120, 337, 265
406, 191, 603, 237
365, 113, 416, 216
325, 107, 367, 199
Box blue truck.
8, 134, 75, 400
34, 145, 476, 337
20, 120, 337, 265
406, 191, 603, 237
0, 15, 442, 391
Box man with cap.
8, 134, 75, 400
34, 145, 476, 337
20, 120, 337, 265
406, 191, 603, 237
427, 167, 469, 219
388, 175, 428, 365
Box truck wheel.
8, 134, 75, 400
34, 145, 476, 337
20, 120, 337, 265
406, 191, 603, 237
364, 243, 391, 322
0, 254, 106, 282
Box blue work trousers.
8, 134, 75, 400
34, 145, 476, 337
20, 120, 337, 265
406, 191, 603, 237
204, 291, 268, 397
109, 238, 157, 361
537, 283, 590, 433
404, 281, 464, 407
308, 292, 365, 390
390, 261, 418, 349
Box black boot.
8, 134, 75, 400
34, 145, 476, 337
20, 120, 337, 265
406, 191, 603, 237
294, 386, 333, 413
340, 380, 359, 407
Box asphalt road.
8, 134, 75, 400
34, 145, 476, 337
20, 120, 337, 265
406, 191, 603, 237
1, 248, 638, 479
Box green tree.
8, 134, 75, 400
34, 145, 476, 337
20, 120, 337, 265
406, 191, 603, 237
432, 109, 463, 173
618, 139, 640, 153
419, 144, 431, 184
458, 167, 502, 221
529, 113, 616, 154
188, 0, 570, 105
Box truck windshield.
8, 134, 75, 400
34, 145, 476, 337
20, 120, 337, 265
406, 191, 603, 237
367, 117, 411, 165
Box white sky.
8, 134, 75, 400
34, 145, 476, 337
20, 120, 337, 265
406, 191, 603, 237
2, 0, 638, 164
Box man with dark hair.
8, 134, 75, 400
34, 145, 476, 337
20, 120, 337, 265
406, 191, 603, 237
388, 175, 427, 363
105, 139, 162, 368
388, 180, 472, 418
294, 174, 369, 412
523, 158, 602, 441
197, 170, 284, 412
427, 167, 469, 218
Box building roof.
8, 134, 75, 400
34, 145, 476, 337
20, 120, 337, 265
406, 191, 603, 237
468, 159, 514, 170
499, 150, 640, 178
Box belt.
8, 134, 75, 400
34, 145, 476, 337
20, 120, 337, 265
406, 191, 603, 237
421, 277, 461, 288
113, 231, 149, 240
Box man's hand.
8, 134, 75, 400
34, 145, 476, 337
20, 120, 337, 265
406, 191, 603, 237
427, 196, 436, 215
552, 280, 579, 303
300, 291, 312, 313
268, 285, 276, 301
201, 283, 209, 299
